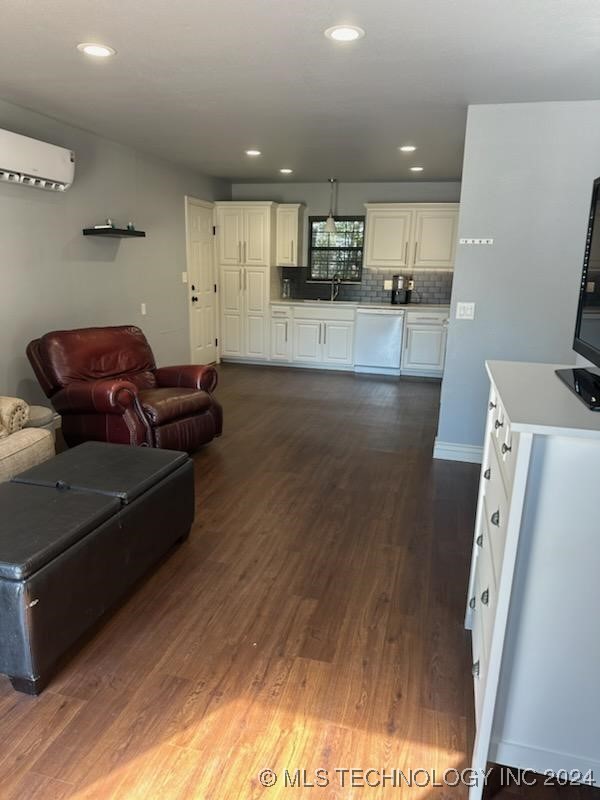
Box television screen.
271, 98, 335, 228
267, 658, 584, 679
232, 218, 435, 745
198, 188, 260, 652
574, 177, 600, 366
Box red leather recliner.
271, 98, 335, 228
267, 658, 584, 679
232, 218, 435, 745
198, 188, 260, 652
27, 325, 222, 452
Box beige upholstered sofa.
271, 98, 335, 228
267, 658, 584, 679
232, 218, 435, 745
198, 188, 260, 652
0, 397, 55, 482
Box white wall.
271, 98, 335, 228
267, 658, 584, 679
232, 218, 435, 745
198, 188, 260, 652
0, 99, 230, 403
233, 181, 461, 262
436, 101, 600, 454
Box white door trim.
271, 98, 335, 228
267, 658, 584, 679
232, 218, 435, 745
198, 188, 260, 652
184, 196, 220, 364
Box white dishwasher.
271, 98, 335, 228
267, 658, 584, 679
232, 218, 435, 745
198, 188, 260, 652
354, 307, 404, 375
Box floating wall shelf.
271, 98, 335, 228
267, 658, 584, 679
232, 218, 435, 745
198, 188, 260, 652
82, 228, 146, 238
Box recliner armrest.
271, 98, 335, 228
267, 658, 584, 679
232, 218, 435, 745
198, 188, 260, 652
154, 365, 218, 393
52, 379, 138, 415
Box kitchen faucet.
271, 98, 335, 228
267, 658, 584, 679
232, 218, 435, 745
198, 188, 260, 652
330, 273, 342, 301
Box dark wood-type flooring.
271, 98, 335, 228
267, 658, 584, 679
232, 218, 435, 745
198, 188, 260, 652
0, 365, 597, 799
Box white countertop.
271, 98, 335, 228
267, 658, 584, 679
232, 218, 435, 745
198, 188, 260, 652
271, 299, 449, 311
487, 360, 600, 439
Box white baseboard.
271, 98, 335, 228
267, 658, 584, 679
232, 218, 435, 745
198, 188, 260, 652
433, 438, 483, 463
354, 365, 401, 376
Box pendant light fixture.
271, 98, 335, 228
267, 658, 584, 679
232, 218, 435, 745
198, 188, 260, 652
324, 178, 337, 234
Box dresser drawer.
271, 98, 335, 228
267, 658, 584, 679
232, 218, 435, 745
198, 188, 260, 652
492, 422, 519, 496
483, 439, 509, 584
471, 591, 487, 726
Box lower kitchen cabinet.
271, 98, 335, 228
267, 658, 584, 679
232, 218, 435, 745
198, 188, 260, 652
401, 309, 448, 376
321, 321, 354, 366
270, 315, 291, 361
292, 311, 354, 367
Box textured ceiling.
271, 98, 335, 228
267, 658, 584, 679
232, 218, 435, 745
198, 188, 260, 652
1, 0, 599, 181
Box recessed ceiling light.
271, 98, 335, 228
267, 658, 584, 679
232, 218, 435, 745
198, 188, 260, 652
410, 166, 424, 172
280, 168, 293, 175
399, 145, 417, 153
324, 25, 365, 42
77, 42, 116, 57
245, 149, 261, 157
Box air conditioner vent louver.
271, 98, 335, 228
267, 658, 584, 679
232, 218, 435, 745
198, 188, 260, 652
0, 128, 74, 192
0, 170, 67, 191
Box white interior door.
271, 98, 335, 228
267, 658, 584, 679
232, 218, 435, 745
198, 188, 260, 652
186, 198, 217, 364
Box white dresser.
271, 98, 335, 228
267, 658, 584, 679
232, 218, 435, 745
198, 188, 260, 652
466, 361, 600, 799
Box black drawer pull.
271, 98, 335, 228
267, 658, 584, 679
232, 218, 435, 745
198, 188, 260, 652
476, 534, 483, 547
491, 510, 500, 527
501, 443, 512, 455
495, 419, 504, 430
489, 401, 497, 411
481, 588, 489, 606
483, 467, 491, 480
472, 660, 480, 678
469, 596, 476, 609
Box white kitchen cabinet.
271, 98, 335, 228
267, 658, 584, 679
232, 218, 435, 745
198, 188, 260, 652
364, 203, 459, 269
364, 207, 413, 268
292, 306, 355, 367
270, 306, 292, 362
412, 208, 458, 268
321, 321, 354, 366
276, 204, 304, 266
215, 203, 277, 267
219, 265, 269, 360
465, 361, 600, 800
293, 320, 322, 363
401, 309, 448, 376
220, 266, 243, 356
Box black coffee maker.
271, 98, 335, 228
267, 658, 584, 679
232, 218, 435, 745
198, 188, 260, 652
391, 274, 412, 305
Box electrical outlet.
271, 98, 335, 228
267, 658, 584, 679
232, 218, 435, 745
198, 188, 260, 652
407, 279, 415, 290
140, 302, 147, 316
456, 302, 475, 320
383, 279, 393, 291
587, 281, 596, 293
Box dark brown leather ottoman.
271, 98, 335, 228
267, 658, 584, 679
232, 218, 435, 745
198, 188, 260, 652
1, 442, 194, 694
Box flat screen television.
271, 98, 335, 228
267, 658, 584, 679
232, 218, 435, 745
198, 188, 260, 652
556, 177, 600, 410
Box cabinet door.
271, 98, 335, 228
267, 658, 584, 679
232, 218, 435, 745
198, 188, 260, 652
271, 318, 291, 361
216, 207, 243, 265
365, 208, 413, 267
293, 320, 322, 363
402, 324, 447, 373
244, 267, 268, 315
322, 321, 354, 366
412, 209, 458, 268
244, 207, 270, 266
245, 315, 267, 359
220, 266, 243, 356
276, 207, 298, 266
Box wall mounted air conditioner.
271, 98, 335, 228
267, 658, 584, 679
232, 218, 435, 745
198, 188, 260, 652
0, 128, 75, 192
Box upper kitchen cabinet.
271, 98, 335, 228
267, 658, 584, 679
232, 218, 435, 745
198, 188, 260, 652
364, 203, 459, 269
412, 207, 458, 268
364, 206, 413, 268
276, 204, 304, 266
215, 202, 277, 266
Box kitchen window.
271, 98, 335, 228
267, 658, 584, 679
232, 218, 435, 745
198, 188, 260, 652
308, 216, 364, 282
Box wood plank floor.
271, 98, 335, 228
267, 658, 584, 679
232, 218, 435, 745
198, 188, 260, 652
1, 364, 597, 799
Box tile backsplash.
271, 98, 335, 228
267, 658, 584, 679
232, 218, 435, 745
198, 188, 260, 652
279, 266, 453, 305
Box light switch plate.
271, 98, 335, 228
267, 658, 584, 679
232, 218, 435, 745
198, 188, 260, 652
140, 302, 147, 316
181, 271, 188, 284
456, 302, 475, 320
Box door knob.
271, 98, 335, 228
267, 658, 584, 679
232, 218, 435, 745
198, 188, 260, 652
191, 296, 198, 303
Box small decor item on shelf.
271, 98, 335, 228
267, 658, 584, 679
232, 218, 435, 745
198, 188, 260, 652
93, 217, 115, 230
127, 221, 136, 231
